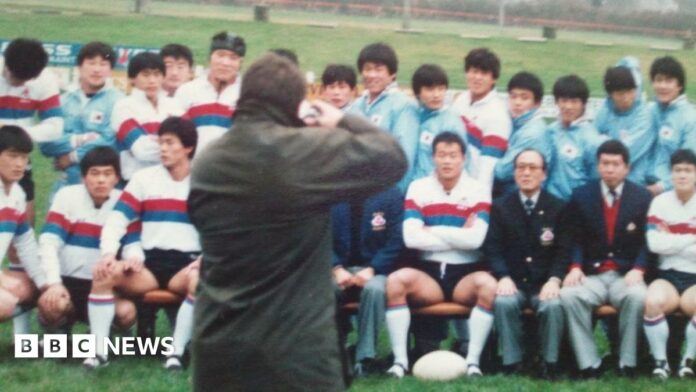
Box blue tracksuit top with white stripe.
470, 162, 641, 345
648, 95, 696, 191
349, 83, 419, 191
412, 104, 465, 181
494, 109, 551, 194
546, 117, 605, 200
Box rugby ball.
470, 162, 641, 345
412, 350, 467, 381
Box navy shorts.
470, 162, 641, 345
413, 261, 485, 301
658, 269, 696, 295
62, 276, 92, 323
144, 249, 199, 289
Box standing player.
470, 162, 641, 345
320, 64, 357, 111
385, 132, 496, 378
451, 48, 511, 190
37, 147, 138, 333
647, 56, 696, 196
411, 63, 465, 181
176, 32, 245, 155
84, 117, 200, 370
494, 72, 550, 196
112, 52, 182, 182
594, 57, 654, 187
349, 42, 419, 191
0, 126, 47, 329
160, 43, 194, 97
546, 75, 605, 200
40, 42, 123, 200
643, 149, 696, 379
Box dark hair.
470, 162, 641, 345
210, 31, 246, 57
603, 66, 636, 94
4, 38, 48, 81
270, 48, 298, 66
160, 43, 193, 67
650, 56, 685, 94
553, 74, 589, 103
357, 43, 398, 75
127, 52, 165, 79
321, 64, 357, 89
513, 148, 547, 171
239, 53, 306, 120
158, 117, 198, 158
80, 146, 120, 177
464, 48, 500, 80
596, 139, 630, 165
0, 125, 33, 154
671, 149, 696, 168
77, 41, 116, 68
412, 64, 448, 96
432, 131, 466, 156
508, 71, 543, 103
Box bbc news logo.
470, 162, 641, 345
15, 334, 174, 358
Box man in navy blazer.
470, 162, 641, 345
559, 140, 652, 378
485, 149, 568, 378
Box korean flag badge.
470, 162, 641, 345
89, 111, 104, 124
626, 222, 636, 233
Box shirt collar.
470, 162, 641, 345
362, 82, 399, 108
601, 181, 624, 199
519, 190, 540, 206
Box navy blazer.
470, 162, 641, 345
563, 180, 652, 274
483, 189, 568, 291
331, 186, 405, 275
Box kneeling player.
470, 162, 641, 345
38, 147, 138, 334
0, 126, 47, 331
385, 132, 496, 378
84, 117, 200, 370
644, 149, 696, 379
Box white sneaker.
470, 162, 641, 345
386, 363, 407, 379
83, 355, 109, 370
652, 360, 670, 380
678, 358, 694, 378
164, 355, 183, 371
467, 363, 482, 377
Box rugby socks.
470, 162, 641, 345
88, 294, 115, 358
386, 304, 410, 369
172, 295, 195, 356
682, 317, 696, 366
643, 314, 668, 361
466, 304, 494, 366
13, 308, 31, 335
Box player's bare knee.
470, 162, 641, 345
187, 275, 199, 296
0, 300, 17, 320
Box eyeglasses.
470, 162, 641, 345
515, 164, 543, 172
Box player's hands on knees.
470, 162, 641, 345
303, 100, 344, 128
94, 253, 117, 280
333, 267, 354, 290
563, 268, 585, 287
539, 278, 561, 301
352, 267, 375, 287
122, 257, 144, 274
40, 284, 70, 313
624, 268, 645, 287
496, 277, 518, 296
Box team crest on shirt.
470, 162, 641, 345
626, 222, 636, 232
371, 212, 386, 231
659, 126, 674, 140
540, 227, 554, 246
420, 131, 434, 145
370, 115, 383, 126
561, 144, 578, 159
89, 111, 104, 124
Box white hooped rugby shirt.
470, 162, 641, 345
646, 190, 696, 274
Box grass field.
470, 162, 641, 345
1, 3, 696, 391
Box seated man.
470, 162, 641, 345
643, 149, 696, 379
38, 147, 138, 333
331, 185, 404, 376
494, 72, 550, 197
385, 131, 496, 378
85, 117, 200, 370
560, 140, 651, 378
113, 52, 183, 182
0, 126, 47, 327
486, 149, 566, 378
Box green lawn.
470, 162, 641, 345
1, 4, 696, 391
